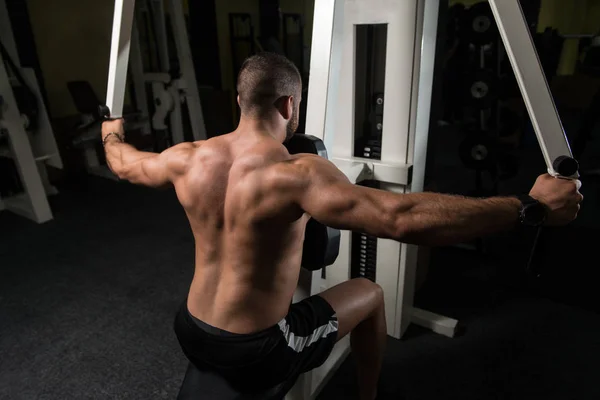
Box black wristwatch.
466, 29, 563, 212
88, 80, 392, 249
517, 195, 547, 227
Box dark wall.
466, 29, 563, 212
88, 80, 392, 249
189, 0, 222, 89
5, 0, 48, 106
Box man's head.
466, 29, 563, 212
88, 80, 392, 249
236, 52, 302, 142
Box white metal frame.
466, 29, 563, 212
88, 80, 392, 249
127, 0, 207, 145
288, 1, 449, 399
77, 0, 137, 181
0, 0, 62, 223
85, 0, 205, 180
488, 0, 577, 176
106, 0, 136, 119
325, 0, 426, 340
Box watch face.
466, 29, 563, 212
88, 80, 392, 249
524, 203, 546, 226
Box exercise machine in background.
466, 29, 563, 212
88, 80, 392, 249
130, 0, 207, 147
72, 0, 207, 181
0, 0, 62, 223
442, 1, 542, 199
67, 79, 149, 180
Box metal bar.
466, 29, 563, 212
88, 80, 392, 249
394, 0, 442, 338
106, 0, 136, 118
304, 0, 336, 140
488, 0, 577, 177
410, 0, 439, 192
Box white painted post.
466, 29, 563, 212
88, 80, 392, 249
488, 0, 577, 176
106, 0, 136, 118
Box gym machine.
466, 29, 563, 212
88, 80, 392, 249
0, 0, 62, 223
288, 0, 578, 398
289, 1, 445, 397
81, 0, 206, 181
103, 0, 578, 398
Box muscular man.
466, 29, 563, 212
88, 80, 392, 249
101, 52, 582, 400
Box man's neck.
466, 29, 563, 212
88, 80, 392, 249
235, 115, 286, 143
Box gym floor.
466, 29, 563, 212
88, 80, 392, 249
1, 159, 600, 399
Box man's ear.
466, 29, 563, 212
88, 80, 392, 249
237, 95, 240, 106
274, 96, 294, 120
284, 95, 294, 120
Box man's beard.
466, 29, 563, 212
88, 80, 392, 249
285, 107, 299, 142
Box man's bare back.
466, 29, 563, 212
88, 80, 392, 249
178, 132, 311, 334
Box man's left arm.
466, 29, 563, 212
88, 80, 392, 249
101, 119, 199, 188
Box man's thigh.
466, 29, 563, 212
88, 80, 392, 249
316, 277, 384, 340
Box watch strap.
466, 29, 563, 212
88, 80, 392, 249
517, 195, 546, 227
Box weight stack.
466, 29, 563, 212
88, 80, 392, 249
356, 137, 382, 159
351, 232, 377, 281
351, 93, 383, 282
351, 181, 379, 282
354, 137, 380, 280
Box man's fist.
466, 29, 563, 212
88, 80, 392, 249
529, 173, 583, 226
101, 118, 125, 144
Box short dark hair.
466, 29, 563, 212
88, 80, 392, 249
236, 52, 302, 117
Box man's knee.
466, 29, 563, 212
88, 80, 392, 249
352, 278, 384, 308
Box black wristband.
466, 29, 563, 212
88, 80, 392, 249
102, 132, 124, 146
517, 195, 547, 227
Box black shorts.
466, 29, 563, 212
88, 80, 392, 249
173, 295, 339, 392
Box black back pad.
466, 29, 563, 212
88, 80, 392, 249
284, 134, 341, 271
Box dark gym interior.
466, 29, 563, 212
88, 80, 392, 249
1, 0, 600, 399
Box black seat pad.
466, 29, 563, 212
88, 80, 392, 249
177, 362, 296, 400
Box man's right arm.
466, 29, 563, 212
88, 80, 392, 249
290, 155, 582, 247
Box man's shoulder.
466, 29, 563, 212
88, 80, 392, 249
251, 154, 330, 198
286, 152, 326, 168
267, 152, 324, 176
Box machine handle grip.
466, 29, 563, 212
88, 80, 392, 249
526, 155, 580, 278
98, 105, 122, 121
552, 155, 579, 178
